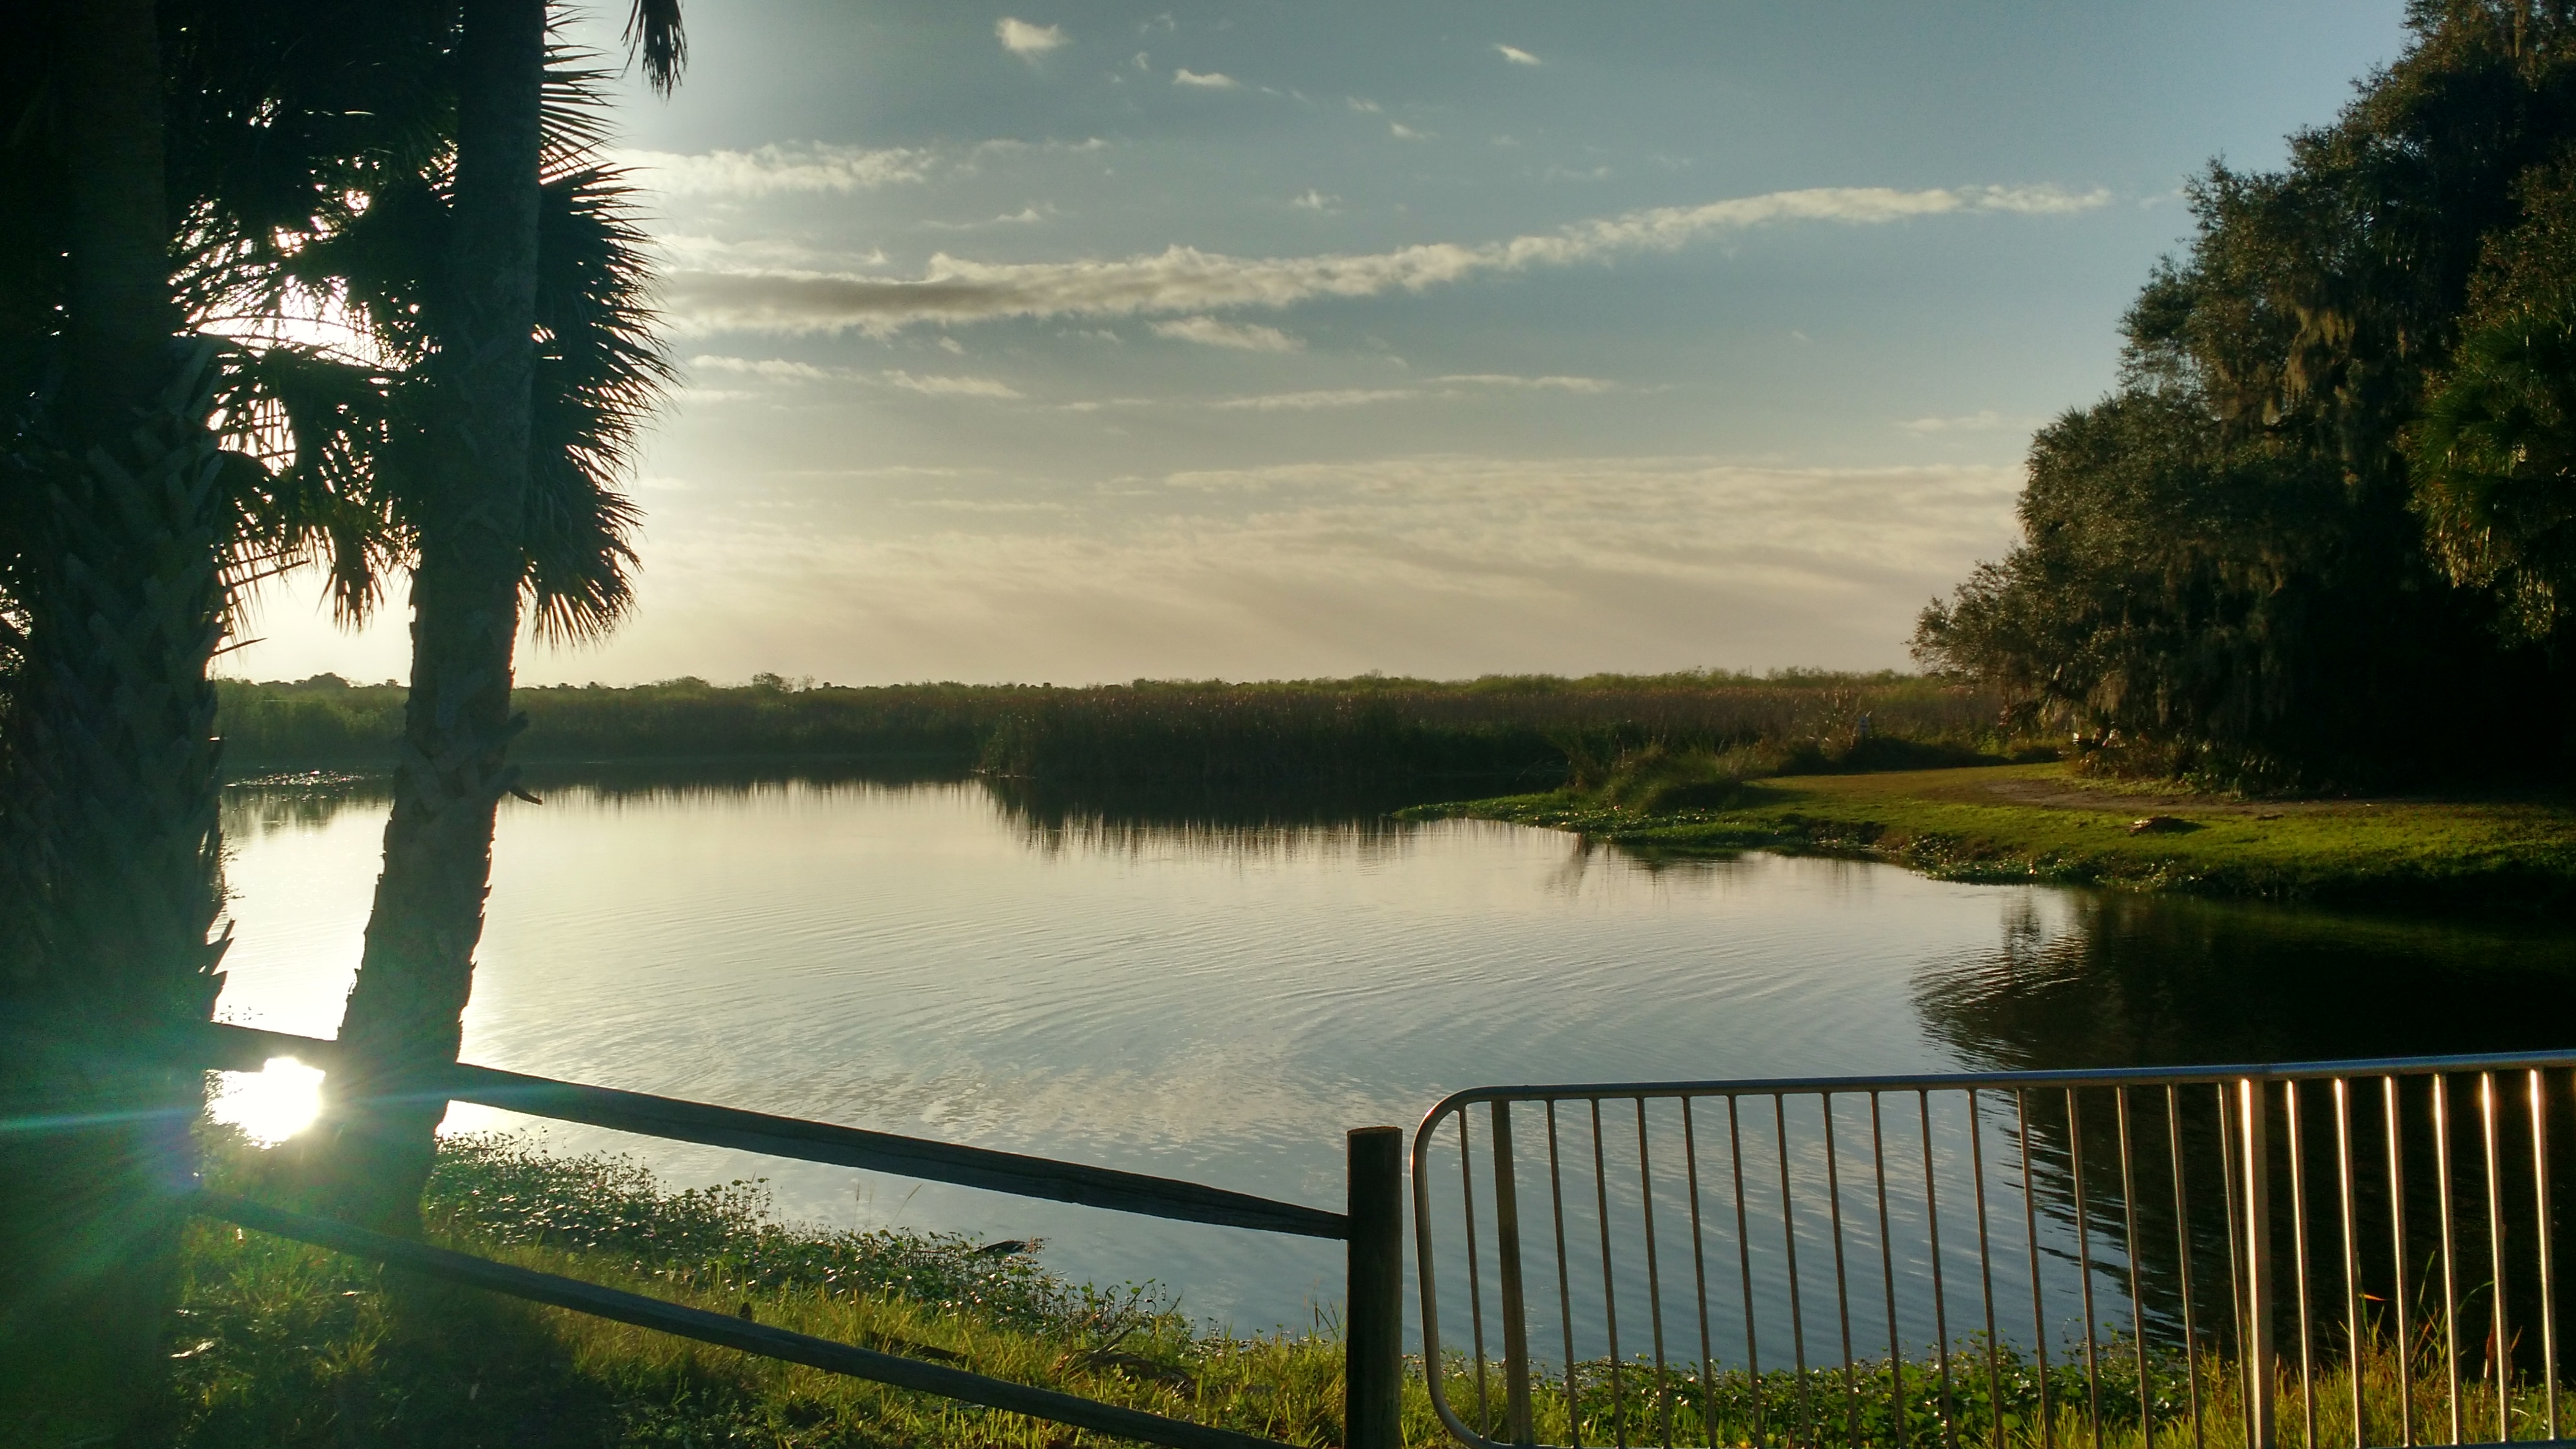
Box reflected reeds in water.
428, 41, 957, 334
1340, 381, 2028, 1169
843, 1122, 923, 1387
977, 773, 1432, 864
1915, 890, 2576, 1073
1907, 889, 2576, 1382
221, 771, 391, 836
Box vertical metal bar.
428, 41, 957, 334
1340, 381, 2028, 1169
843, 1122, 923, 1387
1970, 1090, 2002, 1449
1681, 1098, 1715, 1449
2288, 1079, 2316, 1449
2479, 1074, 2507, 1446
2435, 1073, 2462, 1447
2170, 1084, 2206, 1449
1346, 1126, 1406, 1449
1921, 1091, 1957, 1449
1493, 1100, 1536, 1447
1550, 1100, 1585, 1449
2221, 1085, 2246, 1367
1638, 1099, 1674, 1449
1779, 1094, 1815, 1447
1595, 1099, 1628, 1449
2334, 1081, 2362, 1449
2533, 1070, 2559, 1442
2387, 1076, 2414, 1449
2021, 1089, 2055, 1449
1825, 1094, 1860, 1448
1729, 1096, 1764, 1448
2069, 1089, 2104, 1449
1463, 1109, 1492, 1430
2243, 1077, 2278, 1449
2117, 1089, 2151, 1449
1873, 1094, 1905, 1449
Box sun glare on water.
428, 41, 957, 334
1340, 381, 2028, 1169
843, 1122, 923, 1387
209, 1056, 326, 1146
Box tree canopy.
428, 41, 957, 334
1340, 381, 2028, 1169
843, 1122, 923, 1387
1918, 0, 2576, 789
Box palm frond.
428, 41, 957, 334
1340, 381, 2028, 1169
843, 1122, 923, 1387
622, 0, 687, 98
521, 152, 672, 640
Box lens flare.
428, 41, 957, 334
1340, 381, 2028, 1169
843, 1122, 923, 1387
209, 1056, 326, 1146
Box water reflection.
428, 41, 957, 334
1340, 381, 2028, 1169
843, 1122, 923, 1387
1911, 890, 2576, 1376
208, 765, 2576, 1343
1917, 891, 2576, 1071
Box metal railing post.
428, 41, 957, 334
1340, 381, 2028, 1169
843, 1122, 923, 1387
1490, 1100, 1536, 1445
1351, 1126, 1407, 1449
2240, 1078, 2277, 1449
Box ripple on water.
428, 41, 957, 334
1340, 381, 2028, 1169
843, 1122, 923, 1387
211, 776, 2576, 1326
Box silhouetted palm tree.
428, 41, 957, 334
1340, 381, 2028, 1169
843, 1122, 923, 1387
0, 2, 441, 1433
0, 0, 641, 1430
303, 0, 683, 1235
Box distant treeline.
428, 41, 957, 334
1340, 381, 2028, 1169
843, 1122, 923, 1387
217, 671, 2016, 791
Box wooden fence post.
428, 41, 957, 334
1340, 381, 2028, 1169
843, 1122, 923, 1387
1347, 1126, 1404, 1449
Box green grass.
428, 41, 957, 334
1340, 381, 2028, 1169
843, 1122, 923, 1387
170, 1130, 1435, 1448
170, 1133, 2571, 1447
1409, 762, 2576, 909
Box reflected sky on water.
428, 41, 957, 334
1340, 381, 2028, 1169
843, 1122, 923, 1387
212, 775, 2576, 1333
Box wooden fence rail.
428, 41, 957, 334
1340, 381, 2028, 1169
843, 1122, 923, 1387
203, 1022, 1344, 1237
195, 1021, 1404, 1449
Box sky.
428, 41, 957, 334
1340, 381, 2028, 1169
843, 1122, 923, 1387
227, 0, 2413, 687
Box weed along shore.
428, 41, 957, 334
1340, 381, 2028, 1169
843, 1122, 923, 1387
178, 1131, 1415, 1447
1409, 763, 2576, 909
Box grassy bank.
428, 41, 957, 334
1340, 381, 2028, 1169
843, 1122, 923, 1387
1410, 762, 2576, 908
170, 1133, 2560, 1447
173, 1130, 1400, 1447
215, 672, 2009, 793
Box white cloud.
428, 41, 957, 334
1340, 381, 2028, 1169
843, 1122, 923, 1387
923, 204, 1059, 231
1347, 97, 1382, 113
1971, 185, 2113, 215
225, 453, 2024, 683
690, 354, 848, 383
882, 370, 1024, 399
1209, 389, 1416, 411
625, 136, 1111, 199
1151, 316, 1303, 351
1897, 409, 2040, 435
1290, 189, 1339, 212
623, 143, 933, 196
558, 458, 2019, 684
1435, 373, 1619, 393
1388, 122, 1429, 140
664, 182, 2114, 336
997, 18, 1068, 55
690, 355, 1025, 401
1174, 68, 1238, 89
1496, 43, 1541, 65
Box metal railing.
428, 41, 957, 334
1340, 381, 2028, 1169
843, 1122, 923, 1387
1412, 1051, 2576, 1449
197, 1021, 1404, 1449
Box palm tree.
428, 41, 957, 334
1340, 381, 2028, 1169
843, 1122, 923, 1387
0, 3, 450, 1434
0, 4, 219, 1431
303, 1, 682, 1235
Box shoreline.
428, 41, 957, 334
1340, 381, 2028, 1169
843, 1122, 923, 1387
1403, 762, 2576, 912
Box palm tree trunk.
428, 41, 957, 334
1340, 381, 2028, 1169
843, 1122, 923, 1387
0, 1, 231, 1439
305, 0, 547, 1236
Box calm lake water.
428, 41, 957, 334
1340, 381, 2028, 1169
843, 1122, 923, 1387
210, 772, 2576, 1338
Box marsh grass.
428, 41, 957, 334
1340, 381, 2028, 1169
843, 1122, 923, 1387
175, 1129, 1448, 1447
175, 1130, 2573, 1447
1443, 1321, 2566, 1449
214, 673, 2013, 798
